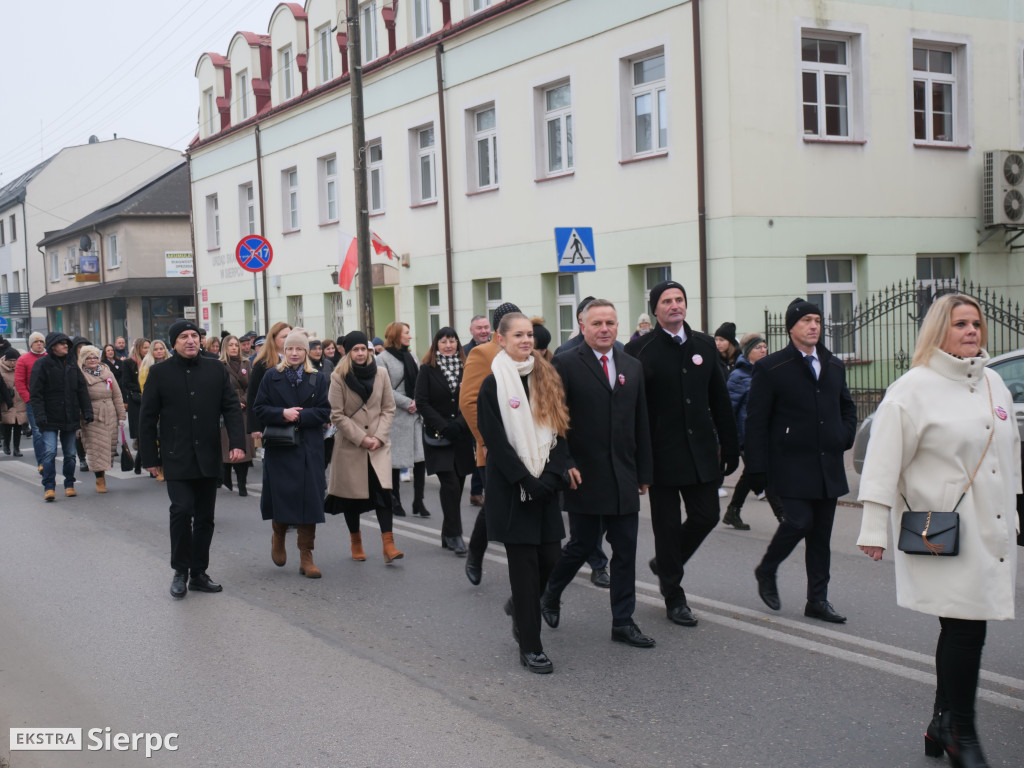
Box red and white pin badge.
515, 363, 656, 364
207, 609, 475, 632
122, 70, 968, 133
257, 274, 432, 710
692, 354, 703, 366
509, 397, 521, 409
995, 406, 1008, 421
618, 373, 626, 386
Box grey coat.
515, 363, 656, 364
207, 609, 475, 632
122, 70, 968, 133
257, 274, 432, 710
379, 349, 424, 468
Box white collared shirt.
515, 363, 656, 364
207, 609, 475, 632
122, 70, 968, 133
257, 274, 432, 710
661, 326, 687, 344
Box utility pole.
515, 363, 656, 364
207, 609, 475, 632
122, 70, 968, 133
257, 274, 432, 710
348, 0, 375, 337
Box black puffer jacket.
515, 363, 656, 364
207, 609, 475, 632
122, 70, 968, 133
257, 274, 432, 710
29, 332, 93, 431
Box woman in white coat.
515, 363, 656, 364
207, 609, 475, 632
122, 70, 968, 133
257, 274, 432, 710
857, 293, 1020, 768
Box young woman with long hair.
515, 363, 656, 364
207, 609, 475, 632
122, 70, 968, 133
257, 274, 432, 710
121, 337, 149, 473
138, 340, 168, 391
218, 335, 255, 495
246, 322, 292, 436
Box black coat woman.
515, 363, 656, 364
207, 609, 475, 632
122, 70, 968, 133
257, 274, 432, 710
253, 330, 331, 578
477, 312, 570, 674
414, 327, 475, 555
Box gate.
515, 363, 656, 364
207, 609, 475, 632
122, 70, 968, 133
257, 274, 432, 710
764, 278, 1024, 421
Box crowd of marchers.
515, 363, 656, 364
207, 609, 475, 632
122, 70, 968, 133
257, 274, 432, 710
1, 284, 1019, 768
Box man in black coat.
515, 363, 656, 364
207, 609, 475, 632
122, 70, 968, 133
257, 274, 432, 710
29, 332, 93, 501
624, 281, 739, 627
544, 300, 656, 648
140, 320, 245, 599
745, 298, 857, 623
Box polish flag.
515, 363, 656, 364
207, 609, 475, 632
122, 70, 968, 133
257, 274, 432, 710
338, 230, 397, 289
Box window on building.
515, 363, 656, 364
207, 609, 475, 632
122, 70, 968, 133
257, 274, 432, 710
801, 35, 853, 138
471, 105, 498, 191
12, 271, 19, 292
412, 124, 437, 204
283, 168, 300, 231
556, 273, 578, 346
239, 183, 256, 236
628, 52, 667, 157
8, 215, 14, 242
236, 70, 249, 120
541, 81, 573, 176
485, 279, 502, 325
107, 234, 120, 269
206, 194, 220, 248
913, 43, 960, 143
317, 25, 334, 84
287, 294, 304, 327
368, 140, 385, 214
916, 254, 959, 311
0, 220, 5, 245
319, 155, 339, 223
204, 88, 215, 135
806, 256, 857, 355
361, 2, 378, 63
49, 251, 59, 282
413, 0, 430, 39
471, 0, 493, 12
427, 284, 441, 338
64, 247, 77, 276
280, 45, 294, 101
643, 264, 672, 307
1, 275, 7, 296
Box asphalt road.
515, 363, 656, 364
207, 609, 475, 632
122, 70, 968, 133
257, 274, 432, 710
0, 453, 1021, 768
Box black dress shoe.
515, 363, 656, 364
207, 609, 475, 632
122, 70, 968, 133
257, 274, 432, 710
804, 600, 846, 623
392, 503, 407, 517
611, 622, 656, 648
590, 566, 611, 588
170, 571, 187, 599
519, 651, 553, 674
648, 558, 659, 577
539, 588, 560, 629
188, 573, 223, 593
755, 567, 781, 611
13, 449, 23, 457
666, 603, 698, 627
442, 535, 467, 556
465, 552, 482, 585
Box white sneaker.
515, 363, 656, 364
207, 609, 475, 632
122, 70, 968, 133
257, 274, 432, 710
717, 487, 728, 498
401, 470, 411, 482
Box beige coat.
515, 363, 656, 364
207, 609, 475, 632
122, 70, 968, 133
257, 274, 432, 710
327, 365, 396, 499
79, 364, 127, 472
1, 357, 27, 425
858, 351, 1021, 621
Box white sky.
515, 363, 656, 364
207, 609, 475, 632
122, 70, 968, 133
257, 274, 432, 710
0, 0, 282, 185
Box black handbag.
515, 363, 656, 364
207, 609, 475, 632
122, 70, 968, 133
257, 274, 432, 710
422, 424, 451, 448
119, 426, 134, 472
263, 424, 299, 448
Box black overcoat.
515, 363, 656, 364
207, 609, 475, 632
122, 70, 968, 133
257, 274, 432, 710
253, 367, 330, 524
246, 359, 272, 433
138, 353, 244, 479
121, 358, 142, 438
624, 323, 738, 487
552, 344, 653, 515
743, 342, 857, 500
29, 352, 92, 431
414, 363, 475, 477
477, 375, 567, 545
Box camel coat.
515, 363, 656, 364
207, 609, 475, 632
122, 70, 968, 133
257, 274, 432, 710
327, 365, 396, 499
1, 357, 27, 425
80, 364, 127, 472
459, 339, 500, 467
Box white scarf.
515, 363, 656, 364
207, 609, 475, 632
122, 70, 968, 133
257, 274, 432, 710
491, 350, 555, 479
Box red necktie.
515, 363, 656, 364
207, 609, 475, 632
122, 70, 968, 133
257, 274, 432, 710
600, 355, 609, 384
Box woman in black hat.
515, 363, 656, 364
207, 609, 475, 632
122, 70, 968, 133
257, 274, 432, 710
714, 322, 740, 378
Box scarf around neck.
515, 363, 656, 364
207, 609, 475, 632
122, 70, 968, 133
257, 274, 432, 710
225, 356, 249, 392
386, 346, 418, 398
346, 358, 378, 403
436, 353, 462, 392
491, 350, 555, 479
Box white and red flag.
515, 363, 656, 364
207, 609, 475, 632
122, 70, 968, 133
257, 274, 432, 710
337, 230, 397, 289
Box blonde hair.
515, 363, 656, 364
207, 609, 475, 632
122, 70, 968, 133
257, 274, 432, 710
335, 347, 375, 379
204, 335, 221, 353
77, 345, 102, 368
383, 321, 409, 349
912, 293, 988, 368
139, 340, 168, 383
275, 353, 316, 374
497, 313, 569, 436
255, 322, 292, 369
219, 335, 239, 363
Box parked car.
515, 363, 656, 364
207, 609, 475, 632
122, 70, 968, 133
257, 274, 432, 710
853, 348, 1024, 473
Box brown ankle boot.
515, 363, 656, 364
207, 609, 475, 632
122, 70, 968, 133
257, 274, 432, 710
297, 524, 322, 578
271, 522, 288, 567
95, 476, 107, 494
350, 532, 367, 561
382, 532, 404, 563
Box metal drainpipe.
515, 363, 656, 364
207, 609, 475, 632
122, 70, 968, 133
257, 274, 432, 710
692, 0, 709, 332
186, 155, 200, 322
435, 43, 455, 328
21, 200, 32, 335
255, 125, 270, 335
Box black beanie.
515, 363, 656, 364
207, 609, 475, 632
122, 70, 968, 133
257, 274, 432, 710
532, 322, 552, 351
785, 298, 822, 333
342, 331, 369, 352
648, 281, 687, 313
491, 302, 522, 330
167, 319, 200, 348
575, 296, 596, 319
713, 322, 738, 348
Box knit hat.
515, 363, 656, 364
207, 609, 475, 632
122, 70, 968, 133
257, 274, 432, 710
283, 329, 309, 352
3, 347, 19, 361
785, 298, 822, 333
532, 322, 552, 351
575, 296, 596, 320
371, 337, 384, 348
167, 319, 200, 348
308, 339, 323, 350
253, 336, 266, 348
342, 330, 369, 352
713, 322, 738, 348
28, 331, 46, 347
648, 280, 687, 313
741, 333, 766, 360
636, 313, 650, 327
491, 302, 521, 330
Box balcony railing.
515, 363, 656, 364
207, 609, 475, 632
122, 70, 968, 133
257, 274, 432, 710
0, 292, 30, 315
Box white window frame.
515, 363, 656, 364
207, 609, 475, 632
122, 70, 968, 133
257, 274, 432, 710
806, 256, 857, 357
427, 284, 441, 338
236, 70, 249, 120
316, 24, 334, 84
239, 183, 256, 236
287, 294, 304, 328
361, 2, 378, 63
469, 104, 498, 192
485, 279, 502, 326
64, 247, 77, 276
800, 33, 853, 139
107, 234, 120, 269
622, 49, 667, 159
9, 215, 15, 242
0, 219, 4, 245
911, 38, 966, 145
556, 273, 578, 346
206, 194, 220, 249
643, 264, 672, 307
1, 275, 7, 297
49, 251, 59, 282
279, 45, 294, 101
413, 0, 430, 40
318, 154, 339, 224
537, 79, 574, 177
367, 140, 385, 214
411, 123, 437, 204
283, 168, 300, 231
203, 88, 215, 136
471, 0, 493, 13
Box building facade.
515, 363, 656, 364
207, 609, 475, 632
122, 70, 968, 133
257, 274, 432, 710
188, 0, 1024, 356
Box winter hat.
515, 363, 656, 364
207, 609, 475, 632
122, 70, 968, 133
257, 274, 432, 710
308, 339, 323, 350
28, 331, 46, 347
0, 336, 9, 354
491, 302, 521, 330
636, 313, 651, 327
283, 329, 309, 352
371, 337, 384, 348
342, 331, 369, 353
44, 331, 71, 352
71, 335, 91, 350
532, 322, 552, 352
741, 333, 766, 360
785, 298, 822, 333
714, 322, 738, 349
3, 347, 20, 361
167, 319, 200, 348
648, 280, 687, 313
253, 336, 266, 348
575, 296, 596, 320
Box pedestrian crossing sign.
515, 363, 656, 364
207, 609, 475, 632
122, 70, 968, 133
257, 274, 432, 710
555, 227, 596, 272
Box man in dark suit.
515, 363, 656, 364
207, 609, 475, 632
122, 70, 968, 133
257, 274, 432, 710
625, 281, 739, 627
544, 300, 655, 647
140, 319, 246, 599
745, 298, 857, 623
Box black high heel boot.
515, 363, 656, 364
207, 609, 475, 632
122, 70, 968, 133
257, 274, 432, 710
411, 461, 430, 517
1, 424, 11, 455
391, 469, 406, 516
11, 427, 22, 457
924, 709, 950, 758
236, 464, 248, 497
947, 721, 988, 768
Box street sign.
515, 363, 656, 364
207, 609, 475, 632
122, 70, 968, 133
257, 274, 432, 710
0, 317, 8, 334
201, 289, 208, 302
235, 236, 273, 273
555, 227, 596, 272
202, 307, 210, 320
183, 306, 197, 321
165, 251, 194, 278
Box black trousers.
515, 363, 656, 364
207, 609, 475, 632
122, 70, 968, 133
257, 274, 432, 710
166, 477, 219, 576
757, 496, 836, 603
935, 617, 987, 734
436, 470, 466, 538
649, 480, 720, 608
546, 513, 639, 623
468, 467, 488, 558
470, 464, 484, 496
562, 496, 608, 570
505, 541, 561, 654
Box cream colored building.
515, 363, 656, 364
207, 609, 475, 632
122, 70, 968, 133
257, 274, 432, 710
189, 0, 1024, 355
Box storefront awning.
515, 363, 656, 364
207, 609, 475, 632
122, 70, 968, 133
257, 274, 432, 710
32, 278, 194, 308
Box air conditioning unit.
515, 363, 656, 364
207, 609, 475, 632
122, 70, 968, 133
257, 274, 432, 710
983, 150, 1024, 227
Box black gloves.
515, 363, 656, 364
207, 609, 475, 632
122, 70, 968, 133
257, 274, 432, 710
745, 472, 767, 496
441, 421, 462, 442
721, 454, 740, 477
520, 475, 552, 502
